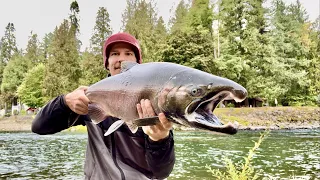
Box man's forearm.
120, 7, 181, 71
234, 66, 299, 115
32, 95, 84, 135
145, 130, 175, 179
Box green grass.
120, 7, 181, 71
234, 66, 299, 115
215, 106, 320, 127
63, 125, 87, 133
219, 114, 250, 126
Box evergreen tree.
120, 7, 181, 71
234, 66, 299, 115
0, 23, 18, 86
69, 0, 81, 50
39, 33, 53, 63
0, 23, 18, 107
308, 17, 320, 104
121, 0, 139, 31
162, 29, 214, 71
287, 0, 308, 24
25, 31, 40, 66
80, 7, 113, 86
218, 0, 243, 49
187, 0, 213, 32
169, 0, 189, 32
0, 0, 315, 107
152, 16, 168, 61
69, 0, 80, 34
90, 7, 113, 55
122, 0, 159, 62
269, 0, 312, 105
214, 0, 281, 103
79, 51, 105, 85
43, 20, 81, 100
155, 17, 167, 38
247, 0, 268, 34
0, 23, 18, 63
217, 0, 267, 55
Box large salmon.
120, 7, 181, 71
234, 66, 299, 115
86, 62, 247, 136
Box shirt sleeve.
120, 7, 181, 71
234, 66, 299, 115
32, 95, 88, 135
144, 130, 175, 179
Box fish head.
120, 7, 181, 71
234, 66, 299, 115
160, 68, 247, 135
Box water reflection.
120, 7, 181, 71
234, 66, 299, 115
0, 130, 319, 179
0, 133, 87, 179
170, 130, 320, 180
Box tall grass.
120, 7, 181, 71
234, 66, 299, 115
206, 130, 270, 180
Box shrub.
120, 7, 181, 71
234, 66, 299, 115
13, 109, 19, 115
226, 103, 235, 108
206, 130, 270, 180
19, 110, 27, 115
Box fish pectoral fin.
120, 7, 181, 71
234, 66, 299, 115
88, 104, 108, 124
133, 116, 160, 126
104, 120, 125, 136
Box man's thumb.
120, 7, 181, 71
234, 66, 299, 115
78, 86, 89, 91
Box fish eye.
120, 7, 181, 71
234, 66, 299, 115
190, 88, 203, 97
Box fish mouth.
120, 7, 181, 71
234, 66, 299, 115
185, 89, 245, 135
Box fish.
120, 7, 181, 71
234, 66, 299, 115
85, 61, 247, 136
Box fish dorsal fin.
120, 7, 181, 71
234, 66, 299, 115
121, 61, 138, 73
104, 120, 125, 136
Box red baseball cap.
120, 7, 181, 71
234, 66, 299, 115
103, 32, 142, 69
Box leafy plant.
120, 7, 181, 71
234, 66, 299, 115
13, 109, 19, 115
206, 130, 270, 180
17, 63, 46, 108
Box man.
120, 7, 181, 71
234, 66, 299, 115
32, 32, 175, 180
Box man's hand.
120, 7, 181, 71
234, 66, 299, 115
137, 99, 173, 142
64, 86, 90, 115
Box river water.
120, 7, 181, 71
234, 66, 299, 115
0, 130, 319, 179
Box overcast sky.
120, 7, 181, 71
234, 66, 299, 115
0, 0, 319, 51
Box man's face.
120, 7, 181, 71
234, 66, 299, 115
107, 42, 137, 76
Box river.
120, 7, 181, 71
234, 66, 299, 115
0, 130, 319, 179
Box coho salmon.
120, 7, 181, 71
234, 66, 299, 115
85, 62, 247, 136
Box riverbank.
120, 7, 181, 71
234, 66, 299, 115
216, 106, 320, 130
0, 107, 319, 132
0, 115, 35, 132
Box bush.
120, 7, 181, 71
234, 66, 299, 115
226, 103, 235, 108
13, 109, 19, 115
206, 130, 270, 180
19, 110, 27, 115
